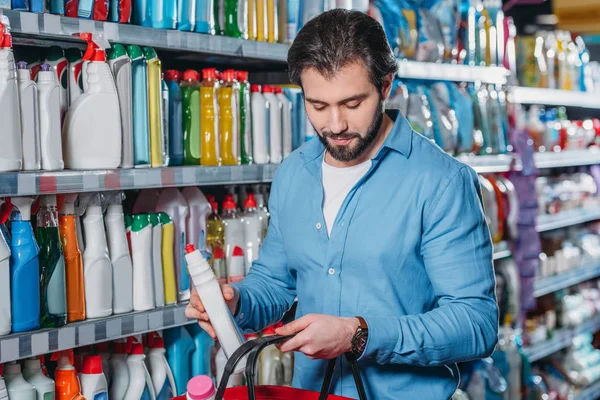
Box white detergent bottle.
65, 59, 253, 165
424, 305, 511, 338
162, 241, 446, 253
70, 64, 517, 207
0, 199, 11, 336
65, 48, 84, 105
259, 326, 284, 385
0, 364, 8, 400
44, 47, 69, 124
23, 358, 55, 400
274, 87, 292, 159
241, 193, 262, 274
124, 343, 157, 400
131, 214, 155, 311
0, 18, 23, 172
63, 33, 121, 170
148, 336, 177, 400
81, 194, 113, 318
214, 344, 242, 388
110, 339, 131, 400
4, 362, 36, 400
221, 195, 245, 276
17, 61, 41, 171
261, 86, 282, 164
185, 245, 246, 372
250, 84, 269, 164
104, 192, 133, 315
228, 246, 245, 283
149, 213, 165, 308
95, 342, 112, 387
38, 63, 64, 171
182, 187, 211, 251
80, 355, 108, 400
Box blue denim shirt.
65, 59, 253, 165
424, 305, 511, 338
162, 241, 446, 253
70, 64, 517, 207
233, 111, 499, 399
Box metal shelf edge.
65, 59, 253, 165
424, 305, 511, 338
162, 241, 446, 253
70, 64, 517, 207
534, 150, 600, 169
396, 61, 509, 84
575, 379, 600, 400
537, 209, 600, 232
511, 87, 600, 109
535, 264, 600, 298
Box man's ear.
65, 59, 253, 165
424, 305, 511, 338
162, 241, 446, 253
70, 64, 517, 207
380, 73, 394, 101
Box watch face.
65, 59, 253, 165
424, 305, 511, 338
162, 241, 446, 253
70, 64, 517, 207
358, 334, 368, 352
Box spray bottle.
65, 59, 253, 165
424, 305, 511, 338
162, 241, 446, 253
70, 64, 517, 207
80, 355, 109, 400
237, 71, 252, 164
10, 196, 40, 332
37, 195, 67, 328
110, 339, 131, 400
200, 68, 219, 166
218, 69, 240, 165
51, 350, 84, 400
128, 45, 151, 167
4, 362, 36, 400
131, 214, 155, 311
148, 336, 177, 400
17, 61, 41, 171
165, 70, 183, 166
0, 200, 11, 336
80, 193, 113, 318
187, 323, 213, 377
108, 43, 134, 169
65, 48, 83, 106
250, 84, 269, 164
0, 19, 23, 172
38, 63, 64, 171
261, 85, 282, 163
105, 192, 133, 315
124, 343, 157, 400
95, 342, 112, 387
23, 358, 55, 400
164, 326, 195, 395
274, 86, 291, 159
182, 187, 211, 254
149, 213, 165, 308
159, 212, 178, 305
181, 70, 201, 165
44, 47, 69, 124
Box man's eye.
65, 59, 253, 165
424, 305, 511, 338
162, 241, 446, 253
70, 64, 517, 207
346, 103, 361, 109
313, 105, 326, 111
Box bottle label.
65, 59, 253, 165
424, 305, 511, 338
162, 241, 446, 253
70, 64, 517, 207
48, 253, 67, 315
43, 392, 55, 400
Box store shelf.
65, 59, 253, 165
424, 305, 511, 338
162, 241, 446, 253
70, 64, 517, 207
3, 10, 289, 65
456, 154, 517, 173
0, 303, 192, 364
535, 263, 600, 298
575, 379, 600, 400
396, 61, 509, 84
536, 208, 600, 232
493, 241, 512, 260
511, 87, 600, 109
534, 149, 600, 169
524, 314, 600, 362
0, 164, 278, 197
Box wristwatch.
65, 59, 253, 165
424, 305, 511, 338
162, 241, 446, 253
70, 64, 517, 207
351, 317, 369, 358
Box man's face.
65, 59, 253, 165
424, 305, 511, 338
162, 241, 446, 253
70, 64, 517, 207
301, 62, 385, 162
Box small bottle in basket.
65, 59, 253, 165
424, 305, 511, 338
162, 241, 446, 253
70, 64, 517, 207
186, 376, 214, 400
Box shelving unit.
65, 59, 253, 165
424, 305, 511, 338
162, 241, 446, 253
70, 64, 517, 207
537, 208, 600, 232
535, 263, 600, 298
534, 149, 600, 169
396, 60, 509, 84
575, 379, 600, 400
493, 241, 512, 260
0, 303, 192, 364
455, 154, 517, 173
511, 87, 600, 109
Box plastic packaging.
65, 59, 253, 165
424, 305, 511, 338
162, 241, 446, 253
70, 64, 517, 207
186, 375, 215, 400
124, 343, 156, 400
259, 326, 283, 385
224, 0, 243, 38
65, 49, 83, 106
266, 0, 276, 42
109, 339, 130, 400
164, 326, 195, 395
200, 68, 219, 166
51, 350, 84, 400
251, 84, 269, 164
108, 44, 134, 169
17, 61, 41, 171
37, 63, 64, 170
159, 212, 178, 305
4, 362, 36, 400
109, 0, 132, 22
164, 70, 183, 166
274, 86, 291, 159
253, 0, 265, 41
221, 194, 244, 274
178, 0, 197, 31
128, 45, 151, 167
143, 47, 166, 168
23, 358, 55, 400
214, 344, 242, 388
218, 69, 240, 166
182, 187, 211, 254
262, 85, 282, 163
149, 213, 165, 307
44, 47, 69, 124
148, 336, 177, 400
0, 201, 11, 336
181, 70, 201, 165
131, 214, 155, 311
237, 71, 252, 164
211, 246, 227, 284
242, 193, 261, 274
195, 0, 214, 33
187, 323, 213, 377
80, 355, 108, 400
206, 197, 224, 254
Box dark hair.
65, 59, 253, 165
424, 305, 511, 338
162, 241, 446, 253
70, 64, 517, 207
287, 9, 398, 92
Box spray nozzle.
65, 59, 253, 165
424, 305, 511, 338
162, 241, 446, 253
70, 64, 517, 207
0, 198, 13, 225
80, 32, 110, 62
0, 15, 12, 49
104, 191, 125, 206
11, 196, 36, 221
16, 61, 27, 70
51, 350, 75, 368
58, 193, 78, 215
77, 193, 106, 217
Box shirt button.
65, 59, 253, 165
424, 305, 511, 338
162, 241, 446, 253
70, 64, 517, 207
328, 268, 335, 275
316, 222, 322, 230
239, 313, 245, 319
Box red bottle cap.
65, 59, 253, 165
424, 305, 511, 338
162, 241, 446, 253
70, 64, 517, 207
250, 84, 261, 93
95, 342, 109, 352
244, 193, 257, 209
222, 194, 237, 210
232, 246, 244, 257
223, 69, 236, 82
131, 343, 144, 355
262, 85, 273, 93
82, 355, 103, 375
274, 86, 283, 94
165, 70, 181, 82
202, 67, 217, 80
213, 247, 225, 260
183, 69, 200, 82
210, 200, 219, 212
149, 336, 165, 349
263, 325, 276, 335
185, 244, 196, 254
114, 342, 128, 354
236, 70, 249, 82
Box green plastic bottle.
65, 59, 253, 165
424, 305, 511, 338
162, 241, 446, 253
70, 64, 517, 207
237, 70, 252, 164
181, 70, 201, 165
36, 195, 67, 328
224, 0, 243, 38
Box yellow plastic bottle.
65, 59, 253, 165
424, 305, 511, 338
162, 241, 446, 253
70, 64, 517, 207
158, 212, 177, 305
256, 0, 266, 41
218, 69, 239, 166
143, 47, 164, 167
200, 68, 220, 166
248, 0, 256, 40
206, 196, 224, 252
266, 0, 277, 43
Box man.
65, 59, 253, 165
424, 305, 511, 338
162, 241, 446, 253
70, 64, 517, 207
186, 9, 498, 399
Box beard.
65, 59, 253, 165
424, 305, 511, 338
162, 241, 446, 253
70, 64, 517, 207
317, 100, 384, 162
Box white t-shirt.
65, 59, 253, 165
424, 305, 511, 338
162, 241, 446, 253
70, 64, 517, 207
321, 156, 372, 237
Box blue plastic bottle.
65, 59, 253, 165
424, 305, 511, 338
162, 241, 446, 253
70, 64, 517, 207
10, 197, 40, 333
195, 0, 214, 33
177, 0, 196, 31
186, 324, 213, 378
50, 0, 65, 14
133, 0, 151, 26
29, 0, 44, 12
164, 327, 195, 395
164, 70, 183, 166
11, 0, 29, 11
127, 45, 151, 168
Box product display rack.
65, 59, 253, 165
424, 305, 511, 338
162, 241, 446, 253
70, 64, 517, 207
396, 60, 509, 84
534, 149, 600, 169
537, 208, 600, 232
510, 87, 600, 109
493, 241, 512, 260
574, 379, 600, 400
534, 263, 600, 298
0, 302, 192, 364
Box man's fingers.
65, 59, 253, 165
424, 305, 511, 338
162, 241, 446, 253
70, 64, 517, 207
278, 333, 309, 353
222, 285, 234, 300
189, 288, 205, 313
198, 321, 217, 340
185, 304, 200, 320
276, 315, 313, 336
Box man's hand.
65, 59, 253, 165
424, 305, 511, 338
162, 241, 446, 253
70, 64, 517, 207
275, 314, 360, 359
184, 286, 239, 340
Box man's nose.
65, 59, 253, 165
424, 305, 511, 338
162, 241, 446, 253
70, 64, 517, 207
329, 108, 348, 134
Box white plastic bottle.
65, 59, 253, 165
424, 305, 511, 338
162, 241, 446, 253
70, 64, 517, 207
0, 364, 8, 400
66, 48, 84, 105
259, 326, 283, 385
242, 193, 262, 274
17, 61, 41, 171
63, 34, 121, 170
274, 87, 292, 159
81, 194, 113, 318
124, 343, 156, 400
185, 245, 246, 372
148, 336, 177, 400
23, 358, 55, 400
4, 362, 36, 400
261, 85, 282, 164
0, 18, 23, 173
0, 203, 11, 336
108, 43, 134, 169
131, 214, 155, 311
80, 355, 108, 400
214, 344, 242, 388
228, 246, 245, 283
110, 339, 130, 400
96, 342, 112, 387
149, 213, 165, 308
250, 84, 269, 164
38, 63, 64, 171
221, 195, 245, 275
182, 187, 212, 251
104, 192, 133, 315
252, 185, 270, 240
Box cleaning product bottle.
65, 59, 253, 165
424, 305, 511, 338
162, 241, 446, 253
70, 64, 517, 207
17, 61, 41, 171
37, 63, 64, 171
0, 201, 11, 336
148, 336, 177, 400
248, 0, 255, 40
237, 71, 252, 164
37, 195, 67, 328
58, 194, 86, 323
162, 0, 178, 28
251, 84, 269, 164
10, 196, 40, 333
274, 86, 292, 159
259, 325, 283, 385
187, 323, 213, 377
206, 197, 224, 254
219, 69, 240, 165
23, 358, 55, 400
124, 343, 156, 400
63, 34, 121, 169
252, 185, 269, 239
108, 43, 134, 169
0, 19, 23, 172
182, 187, 211, 253
51, 350, 84, 400
221, 195, 245, 275
195, 0, 214, 33
200, 68, 219, 166
128, 45, 151, 167
185, 245, 245, 369
105, 192, 133, 315
159, 212, 178, 305
164, 326, 195, 395
181, 70, 201, 165
65, 48, 84, 105
110, 339, 131, 400
161, 77, 170, 167
4, 362, 36, 400
242, 193, 261, 274
262, 85, 282, 163
278, 322, 293, 386
132, 0, 150, 26
131, 214, 155, 311
96, 343, 112, 387
157, 188, 190, 302
186, 375, 215, 400
224, 0, 243, 38
143, 47, 165, 168
214, 344, 242, 388
177, 0, 196, 31
254, 0, 265, 41
210, 247, 227, 285
44, 46, 69, 124
149, 213, 165, 308
165, 70, 184, 166
81, 193, 113, 318
228, 246, 245, 283
266, 0, 276, 43
80, 355, 108, 400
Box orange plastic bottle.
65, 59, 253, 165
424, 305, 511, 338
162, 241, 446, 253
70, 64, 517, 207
200, 68, 220, 166
58, 194, 86, 323
218, 69, 240, 166
51, 350, 85, 400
